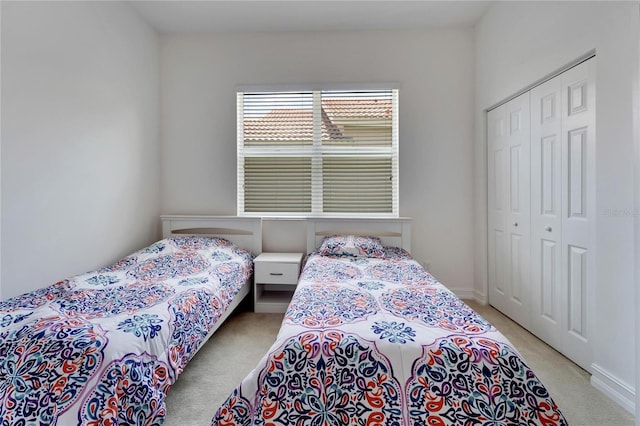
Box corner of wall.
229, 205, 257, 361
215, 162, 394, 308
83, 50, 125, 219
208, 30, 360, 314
449, 286, 477, 301
0, 0, 4, 301
472, 4, 491, 309
473, 289, 488, 305
631, 2, 640, 422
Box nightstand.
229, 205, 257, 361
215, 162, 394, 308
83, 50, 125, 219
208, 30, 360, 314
253, 252, 303, 313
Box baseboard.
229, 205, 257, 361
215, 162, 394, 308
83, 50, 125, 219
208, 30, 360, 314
449, 286, 476, 300
452, 287, 488, 305
473, 289, 488, 305
590, 363, 636, 415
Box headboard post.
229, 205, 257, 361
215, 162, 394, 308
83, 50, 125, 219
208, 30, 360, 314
401, 220, 411, 253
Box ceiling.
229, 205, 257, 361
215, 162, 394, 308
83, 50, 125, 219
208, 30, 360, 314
129, 1, 492, 34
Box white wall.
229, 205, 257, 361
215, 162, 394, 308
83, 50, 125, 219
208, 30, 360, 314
160, 29, 476, 294
474, 1, 639, 413
1, 1, 161, 299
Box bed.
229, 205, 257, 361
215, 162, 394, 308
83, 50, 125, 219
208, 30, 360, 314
212, 218, 567, 426
0, 215, 261, 426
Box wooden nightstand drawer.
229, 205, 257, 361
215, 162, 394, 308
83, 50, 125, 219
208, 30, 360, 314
255, 261, 299, 285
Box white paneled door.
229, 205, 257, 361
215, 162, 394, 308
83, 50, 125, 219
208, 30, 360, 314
505, 94, 531, 328
530, 75, 563, 350
487, 104, 508, 315
489, 58, 594, 372
531, 59, 595, 371
488, 92, 531, 329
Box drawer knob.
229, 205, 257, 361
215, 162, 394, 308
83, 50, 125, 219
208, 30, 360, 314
269, 272, 284, 276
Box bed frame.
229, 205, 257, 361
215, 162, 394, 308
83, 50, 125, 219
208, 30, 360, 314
160, 215, 262, 351
306, 217, 412, 253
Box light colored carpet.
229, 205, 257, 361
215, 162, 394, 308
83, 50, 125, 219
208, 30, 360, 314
163, 301, 635, 426
467, 301, 635, 426
164, 307, 284, 426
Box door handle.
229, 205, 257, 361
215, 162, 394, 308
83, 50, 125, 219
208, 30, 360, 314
545, 226, 552, 232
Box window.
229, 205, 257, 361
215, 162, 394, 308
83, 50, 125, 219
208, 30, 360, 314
237, 88, 398, 217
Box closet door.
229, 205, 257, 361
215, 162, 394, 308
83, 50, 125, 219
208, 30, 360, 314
530, 77, 563, 351
560, 59, 595, 371
504, 93, 531, 327
530, 58, 594, 371
488, 92, 531, 327
487, 105, 508, 314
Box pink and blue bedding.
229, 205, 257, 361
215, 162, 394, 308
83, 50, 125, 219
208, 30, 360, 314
212, 243, 566, 426
0, 236, 253, 426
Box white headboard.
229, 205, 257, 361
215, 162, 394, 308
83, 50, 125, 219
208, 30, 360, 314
306, 218, 412, 254
161, 215, 262, 255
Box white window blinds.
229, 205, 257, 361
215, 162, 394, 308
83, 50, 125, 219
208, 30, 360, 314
237, 89, 399, 216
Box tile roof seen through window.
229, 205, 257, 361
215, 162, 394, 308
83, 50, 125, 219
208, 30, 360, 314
244, 98, 391, 142
244, 109, 343, 142
322, 98, 392, 119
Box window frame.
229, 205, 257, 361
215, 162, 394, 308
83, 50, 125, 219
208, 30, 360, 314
237, 85, 399, 218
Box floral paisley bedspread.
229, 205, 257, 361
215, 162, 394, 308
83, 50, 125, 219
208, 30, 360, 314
212, 248, 567, 426
0, 236, 253, 426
